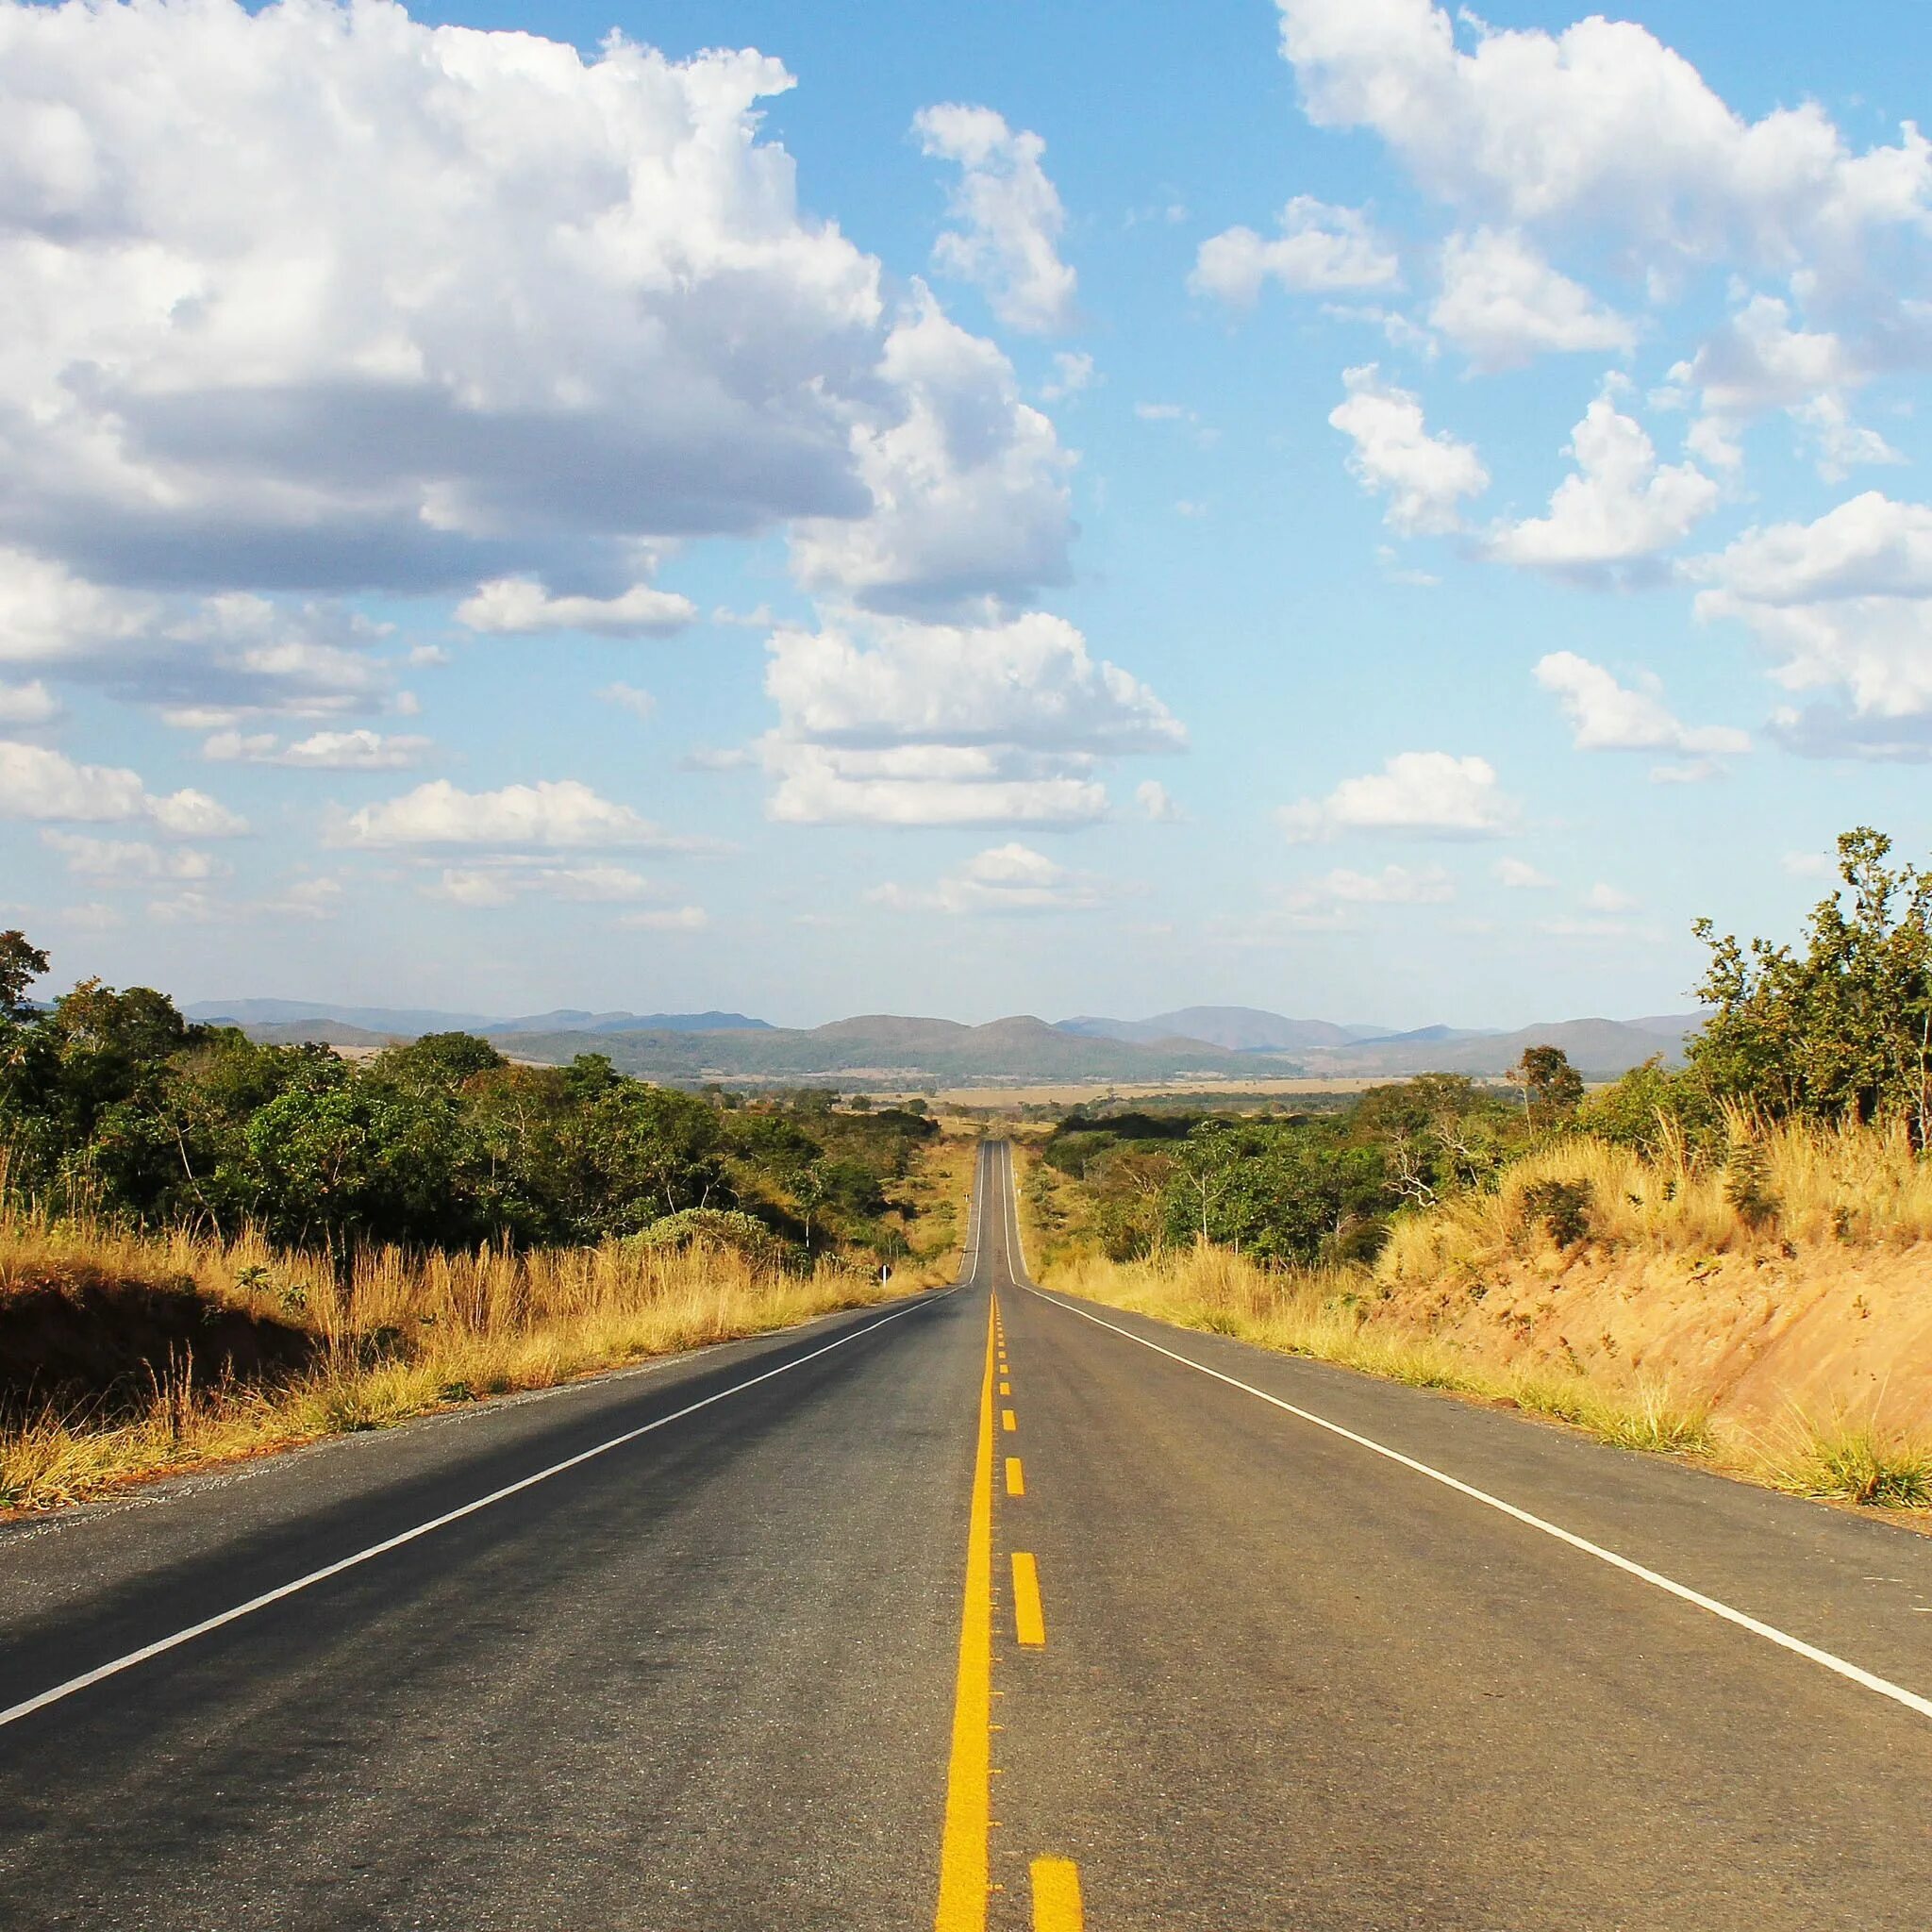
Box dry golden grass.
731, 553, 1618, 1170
1380, 1112, 1932, 1284
1048, 1243, 1715, 1458
0, 1131, 976, 1514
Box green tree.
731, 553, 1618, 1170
1507, 1045, 1585, 1129
1690, 826, 1932, 1134
0, 930, 49, 1020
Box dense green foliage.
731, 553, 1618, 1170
0, 942, 934, 1263
1043, 825, 1932, 1268
1688, 828, 1932, 1135
1041, 1072, 1543, 1266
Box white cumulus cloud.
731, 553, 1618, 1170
205, 728, 431, 771
0, 741, 245, 835
456, 577, 697, 639
1485, 391, 1720, 576
760, 608, 1183, 826
1533, 652, 1749, 759
1274, 0, 1932, 272
1329, 365, 1489, 536
1279, 751, 1513, 841
788, 291, 1075, 615
41, 832, 225, 885
1429, 228, 1634, 371
871, 843, 1108, 916
0, 679, 58, 726
338, 779, 703, 851
915, 105, 1076, 335
1192, 197, 1401, 305
1690, 492, 1932, 756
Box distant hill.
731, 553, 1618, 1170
187, 995, 1707, 1086
1341, 1024, 1499, 1049
1057, 1007, 1385, 1054
1302, 1014, 1704, 1080
491, 1014, 1249, 1085
246, 1020, 404, 1048
190, 998, 495, 1034
482, 1009, 771, 1037
191, 999, 771, 1039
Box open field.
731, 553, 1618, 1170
908, 1076, 1392, 1111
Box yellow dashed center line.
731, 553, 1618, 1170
1030, 1857, 1084, 1930
932, 1297, 998, 1932
1005, 1457, 1025, 1497
999, 1380, 1011, 1396
1011, 1552, 1046, 1647
1001, 1408, 1017, 1433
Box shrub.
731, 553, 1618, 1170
1521, 1178, 1593, 1249
630, 1208, 790, 1269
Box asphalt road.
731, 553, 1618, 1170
5, 1139, 1932, 1929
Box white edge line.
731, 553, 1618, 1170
0, 1296, 935, 1732
1002, 1140, 1030, 1284
1024, 1283, 1932, 1725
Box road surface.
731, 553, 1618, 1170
4, 1140, 1932, 1928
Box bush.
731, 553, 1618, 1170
630, 1208, 791, 1269
1521, 1178, 1593, 1249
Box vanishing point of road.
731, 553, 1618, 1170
4, 1141, 1932, 1929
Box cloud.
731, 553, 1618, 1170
1135, 780, 1184, 823
0, 740, 246, 834
272, 876, 344, 921
1191, 197, 1400, 304
41, 832, 225, 885
870, 842, 1109, 915
1040, 351, 1095, 401
1429, 228, 1634, 371
915, 105, 1075, 335
1485, 391, 1720, 576
204, 728, 432, 770
419, 860, 658, 908
617, 906, 708, 931
787, 290, 1074, 616
424, 868, 515, 909
600, 683, 658, 722
1533, 652, 1749, 758
456, 576, 697, 639
1329, 365, 1489, 537
760, 608, 1183, 825
1690, 492, 1932, 747
1317, 863, 1454, 904
337, 778, 703, 851
1582, 882, 1639, 913
0, 552, 395, 716
0, 6, 913, 600
1274, 0, 1932, 271
1495, 858, 1555, 889
1279, 751, 1513, 841
1662, 293, 1901, 479
0, 679, 58, 726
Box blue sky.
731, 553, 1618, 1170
4, 0, 1931, 1027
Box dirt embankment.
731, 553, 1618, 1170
0, 1266, 318, 1417
1378, 1241, 1932, 1441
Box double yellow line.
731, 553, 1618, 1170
933, 1295, 1083, 1932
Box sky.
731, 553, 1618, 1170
4, 0, 1931, 1030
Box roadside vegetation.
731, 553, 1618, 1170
0, 933, 970, 1511
1026, 828, 1932, 1516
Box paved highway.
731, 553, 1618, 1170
4, 1140, 1932, 1928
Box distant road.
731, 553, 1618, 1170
4, 1143, 1932, 1927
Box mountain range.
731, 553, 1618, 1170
189, 998, 1705, 1086
188, 1000, 771, 1037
